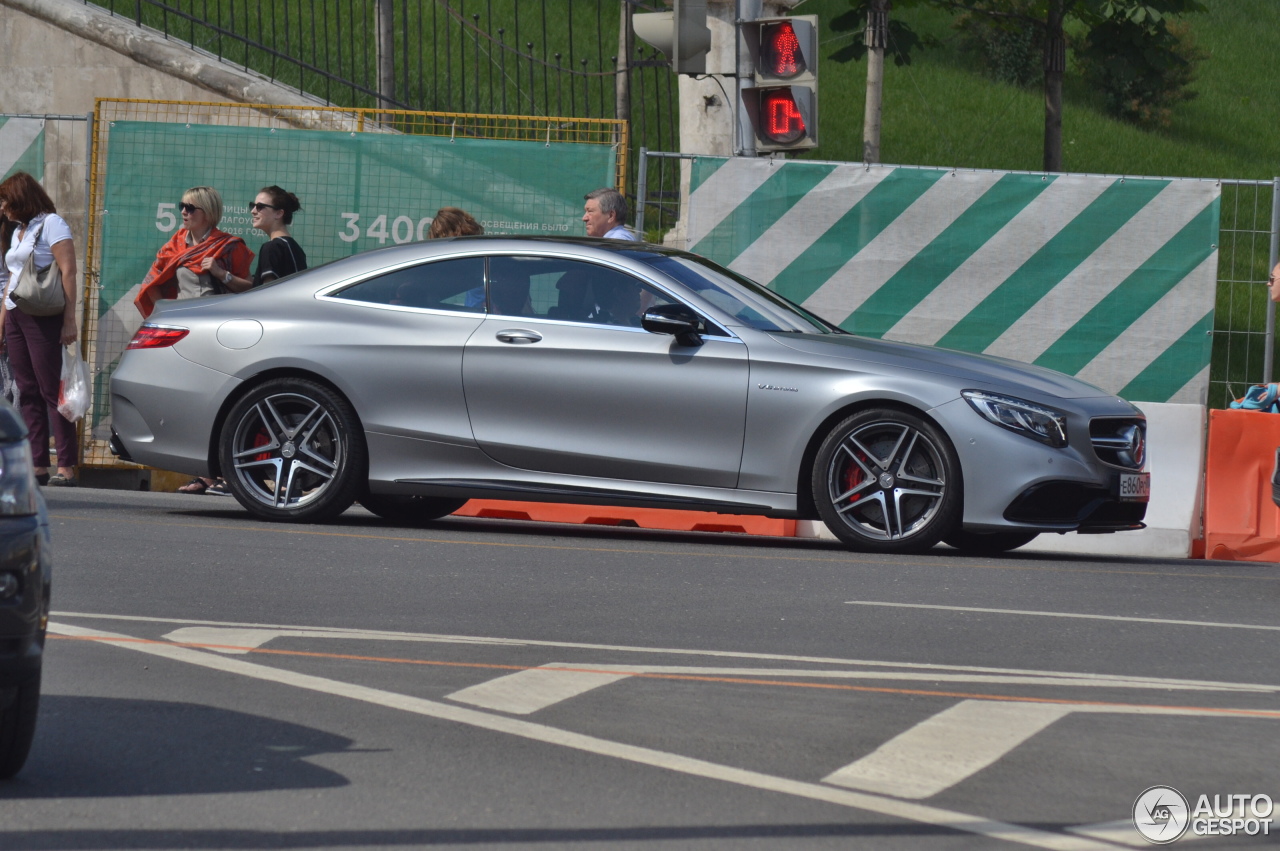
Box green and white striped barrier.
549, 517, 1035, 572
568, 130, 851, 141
0, 117, 45, 182
684, 157, 1220, 404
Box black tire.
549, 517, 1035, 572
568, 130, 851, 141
361, 494, 468, 526
811, 408, 961, 554
943, 530, 1039, 555
219, 378, 367, 523
0, 672, 41, 779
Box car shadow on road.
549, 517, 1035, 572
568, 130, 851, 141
0, 821, 978, 849
0, 695, 359, 799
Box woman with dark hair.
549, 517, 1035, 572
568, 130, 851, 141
0, 172, 80, 486
208, 185, 307, 290
427, 207, 483, 239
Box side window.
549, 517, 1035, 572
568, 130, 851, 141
332, 257, 485, 313
487, 256, 676, 328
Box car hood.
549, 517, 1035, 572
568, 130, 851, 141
767, 332, 1115, 401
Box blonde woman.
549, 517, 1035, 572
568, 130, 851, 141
134, 186, 253, 318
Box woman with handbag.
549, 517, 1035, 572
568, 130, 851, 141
0, 172, 79, 486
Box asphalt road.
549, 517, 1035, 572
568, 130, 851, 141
1, 487, 1277, 850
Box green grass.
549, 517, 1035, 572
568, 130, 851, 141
801, 0, 1280, 180
800, 0, 1280, 404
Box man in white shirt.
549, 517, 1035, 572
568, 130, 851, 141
582, 188, 640, 241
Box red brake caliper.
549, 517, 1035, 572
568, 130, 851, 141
253, 428, 271, 462
842, 451, 868, 501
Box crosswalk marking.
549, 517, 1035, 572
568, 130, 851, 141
822, 700, 1072, 799
447, 665, 632, 714
48, 620, 1121, 851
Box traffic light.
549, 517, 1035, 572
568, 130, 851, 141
740, 16, 818, 152
633, 0, 712, 76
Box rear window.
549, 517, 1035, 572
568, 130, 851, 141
331, 257, 485, 313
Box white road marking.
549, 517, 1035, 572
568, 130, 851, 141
47, 621, 1117, 851
55, 612, 1279, 695
1065, 820, 1152, 848
447, 665, 633, 714
161, 626, 518, 654
823, 700, 1074, 799
845, 600, 1280, 633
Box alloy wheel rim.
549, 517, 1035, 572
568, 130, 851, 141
827, 421, 946, 541
230, 392, 342, 510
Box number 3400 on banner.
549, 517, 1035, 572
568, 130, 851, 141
338, 213, 434, 245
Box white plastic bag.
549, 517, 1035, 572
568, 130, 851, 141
57, 345, 90, 422
0, 351, 18, 408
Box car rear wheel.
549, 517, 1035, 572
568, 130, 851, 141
360, 494, 468, 526
219, 378, 366, 523
0, 672, 40, 779
812, 408, 961, 554
943, 530, 1039, 555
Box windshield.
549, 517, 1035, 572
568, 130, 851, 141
626, 251, 843, 335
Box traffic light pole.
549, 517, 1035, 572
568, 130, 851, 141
735, 0, 763, 156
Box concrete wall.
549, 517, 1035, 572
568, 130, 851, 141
1, 0, 328, 116
0, 0, 344, 327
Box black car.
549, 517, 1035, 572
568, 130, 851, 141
0, 400, 51, 778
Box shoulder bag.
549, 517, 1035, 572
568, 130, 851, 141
10, 221, 67, 317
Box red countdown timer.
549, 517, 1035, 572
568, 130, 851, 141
759, 89, 806, 145
759, 21, 806, 79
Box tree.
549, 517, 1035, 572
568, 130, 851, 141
830, 1, 934, 164
939, 0, 1205, 171
833, 0, 1206, 171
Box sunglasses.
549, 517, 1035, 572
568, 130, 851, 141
178, 202, 202, 215
249, 202, 279, 212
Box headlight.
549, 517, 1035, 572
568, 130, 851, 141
962, 390, 1068, 448
0, 440, 39, 516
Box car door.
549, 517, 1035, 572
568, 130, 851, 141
321, 255, 486, 455
462, 255, 749, 489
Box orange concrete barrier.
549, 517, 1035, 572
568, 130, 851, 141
452, 499, 797, 538
1203, 408, 1280, 562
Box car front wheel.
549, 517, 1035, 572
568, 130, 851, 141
219, 378, 367, 523
812, 408, 961, 554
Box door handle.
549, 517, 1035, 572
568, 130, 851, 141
496, 329, 543, 344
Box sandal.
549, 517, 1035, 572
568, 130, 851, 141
206, 479, 233, 496
177, 478, 210, 494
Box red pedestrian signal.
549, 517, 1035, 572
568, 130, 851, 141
760, 22, 806, 80
740, 16, 818, 152
760, 90, 806, 145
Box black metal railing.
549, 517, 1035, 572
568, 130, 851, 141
84, 0, 678, 196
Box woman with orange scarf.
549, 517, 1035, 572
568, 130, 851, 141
136, 186, 252, 495
134, 186, 253, 319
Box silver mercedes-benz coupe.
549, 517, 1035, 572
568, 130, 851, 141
110, 236, 1149, 554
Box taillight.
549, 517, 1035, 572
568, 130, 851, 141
127, 325, 189, 350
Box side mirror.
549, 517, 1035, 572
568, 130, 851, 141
642, 303, 704, 347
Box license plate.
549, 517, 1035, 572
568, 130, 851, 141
1119, 471, 1150, 502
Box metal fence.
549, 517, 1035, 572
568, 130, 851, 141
638, 151, 1280, 409
83, 0, 678, 210
80, 98, 626, 468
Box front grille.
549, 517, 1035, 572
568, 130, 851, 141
1090, 418, 1146, 469
1004, 481, 1147, 529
